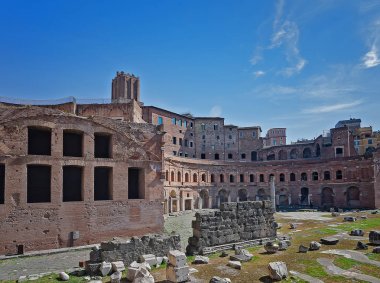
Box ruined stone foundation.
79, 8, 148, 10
186, 201, 277, 255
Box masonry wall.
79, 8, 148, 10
186, 201, 276, 255
0, 105, 165, 255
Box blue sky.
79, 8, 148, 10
0, 0, 379, 142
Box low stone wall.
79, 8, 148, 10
186, 201, 277, 255
90, 234, 181, 266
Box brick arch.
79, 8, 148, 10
278, 149, 287, 160
321, 187, 334, 209
238, 188, 248, 201
290, 148, 298, 159
346, 186, 360, 208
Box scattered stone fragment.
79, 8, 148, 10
140, 254, 157, 267
268, 261, 288, 280
278, 240, 288, 251
373, 247, 380, 253
309, 241, 321, 251
193, 255, 209, 264
59, 272, 70, 281
264, 242, 279, 253
17, 276, 27, 282
320, 237, 339, 245
189, 267, 198, 274
344, 216, 357, 222
350, 229, 364, 236
220, 251, 229, 257
289, 223, 297, 229
331, 212, 340, 217
133, 267, 154, 283
227, 260, 242, 270
111, 261, 125, 273
210, 276, 232, 283
85, 262, 100, 276
26, 274, 41, 281
99, 261, 112, 277
166, 250, 190, 283
369, 230, 380, 245
360, 215, 368, 219
299, 245, 308, 253
110, 271, 122, 283
356, 241, 368, 250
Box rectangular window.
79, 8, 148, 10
128, 168, 144, 199
368, 139, 373, 144
228, 153, 233, 159
215, 153, 219, 160
28, 127, 51, 156
94, 133, 112, 158
173, 151, 177, 156
241, 153, 246, 159
94, 167, 112, 201
240, 174, 244, 182
179, 138, 183, 146
183, 120, 187, 128
190, 122, 193, 128
201, 124, 206, 131
201, 153, 206, 159
336, 147, 343, 155
63, 131, 83, 157
239, 132, 243, 138
158, 116, 163, 125
172, 118, 176, 125
179, 152, 183, 156
184, 153, 188, 157
214, 124, 218, 130
184, 139, 188, 147
177, 119, 182, 126
229, 135, 232, 139
63, 166, 83, 202
252, 131, 256, 138
27, 165, 51, 203
190, 141, 193, 148
173, 137, 177, 145
0, 164, 4, 204
202, 135, 205, 139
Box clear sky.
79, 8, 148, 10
0, 0, 379, 142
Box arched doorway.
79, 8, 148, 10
199, 189, 209, 209
300, 187, 309, 206
218, 189, 229, 206
321, 187, 334, 209
169, 190, 178, 212
256, 188, 267, 201
251, 151, 258, 161
346, 186, 360, 208
238, 189, 248, 201
278, 188, 289, 205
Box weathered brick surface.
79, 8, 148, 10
0, 105, 165, 255
186, 201, 276, 255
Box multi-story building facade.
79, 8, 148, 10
0, 70, 379, 255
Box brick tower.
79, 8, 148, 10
111, 71, 140, 103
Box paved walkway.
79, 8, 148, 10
289, 270, 324, 283
317, 258, 380, 283
0, 249, 90, 280
321, 249, 380, 267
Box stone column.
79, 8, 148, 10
270, 176, 276, 211
288, 194, 292, 205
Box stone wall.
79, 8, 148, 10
186, 201, 276, 255
91, 234, 181, 265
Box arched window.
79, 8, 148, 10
312, 172, 318, 181
177, 172, 181, 182
201, 173, 206, 182
290, 149, 298, 159
267, 153, 275, 160
336, 170, 343, 180
259, 174, 264, 182
185, 173, 189, 182
279, 173, 285, 182
220, 174, 224, 183
193, 173, 198, 182
301, 172, 307, 181
171, 171, 175, 182
249, 174, 254, 182
230, 174, 235, 183
210, 174, 215, 183
303, 148, 312, 158
278, 150, 287, 160
269, 173, 274, 181
290, 173, 296, 181
324, 171, 330, 180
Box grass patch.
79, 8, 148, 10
299, 259, 328, 278
334, 257, 363, 270
366, 252, 380, 261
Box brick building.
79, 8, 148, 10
0, 70, 379, 255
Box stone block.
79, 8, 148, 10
350, 229, 365, 236
344, 216, 357, 222
100, 261, 112, 277
227, 260, 241, 270
299, 245, 308, 253
373, 247, 380, 253
85, 261, 101, 276
193, 255, 209, 264
356, 241, 368, 250
168, 250, 187, 267
59, 272, 69, 281
369, 231, 380, 245
264, 242, 279, 253
268, 261, 288, 280
309, 241, 321, 251
110, 271, 122, 283
320, 237, 339, 245
132, 267, 154, 283
209, 276, 231, 283
278, 241, 288, 251
140, 254, 157, 267
166, 264, 190, 283
111, 261, 125, 272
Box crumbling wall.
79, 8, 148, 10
187, 201, 276, 255
90, 234, 181, 265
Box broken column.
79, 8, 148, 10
270, 176, 276, 211
166, 250, 189, 283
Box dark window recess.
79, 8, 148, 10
215, 154, 219, 160
249, 174, 254, 182
260, 174, 264, 182
63, 131, 83, 157
201, 153, 206, 159
28, 127, 51, 155
228, 153, 233, 159
94, 167, 112, 200
63, 166, 83, 202
290, 173, 296, 181
0, 164, 4, 204
240, 174, 244, 182
128, 168, 143, 199
94, 134, 111, 158
27, 165, 51, 203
